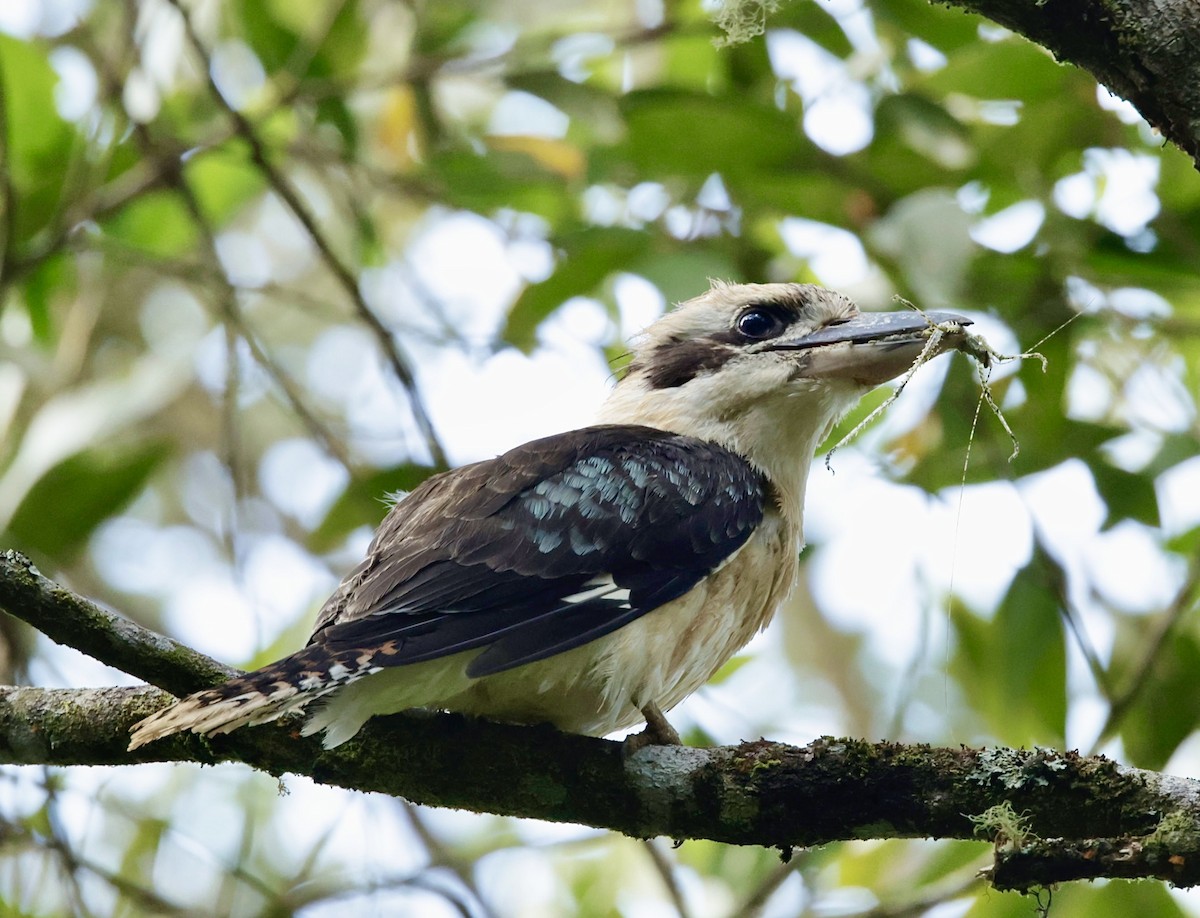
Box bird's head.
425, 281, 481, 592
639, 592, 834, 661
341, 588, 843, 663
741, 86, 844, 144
598, 281, 969, 512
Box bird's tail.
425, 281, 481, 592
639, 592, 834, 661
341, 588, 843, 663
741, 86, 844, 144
127, 645, 384, 750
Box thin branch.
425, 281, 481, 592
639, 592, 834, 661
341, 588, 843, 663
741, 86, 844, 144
399, 801, 493, 918
0, 550, 238, 695
88, 18, 358, 480
642, 839, 693, 918
1089, 551, 1200, 754
165, 0, 448, 468
856, 872, 985, 918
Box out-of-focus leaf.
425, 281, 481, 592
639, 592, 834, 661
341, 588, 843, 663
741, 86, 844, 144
1166, 525, 1200, 557
309, 464, 435, 552
7, 441, 170, 560
880, 93, 975, 172
974, 91, 1113, 178
626, 249, 741, 308
503, 228, 650, 351
769, 2, 854, 57
862, 100, 972, 197
1085, 233, 1200, 294
1090, 460, 1160, 527
487, 136, 586, 181
232, 0, 365, 149
870, 188, 975, 306
952, 548, 1067, 746
1158, 143, 1200, 211
661, 33, 728, 89
0, 34, 77, 246
739, 172, 866, 225
429, 150, 572, 220
412, 1, 476, 54
962, 889, 1050, 917
605, 89, 807, 179
874, 0, 982, 53
920, 38, 1065, 101
1109, 623, 1200, 771
185, 143, 267, 226
20, 252, 74, 345
101, 191, 199, 258
232, 0, 296, 73
707, 654, 752, 685
837, 838, 981, 893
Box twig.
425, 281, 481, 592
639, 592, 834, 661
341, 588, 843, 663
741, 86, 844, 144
400, 801, 493, 918
732, 854, 804, 918
165, 0, 448, 468
1089, 551, 1200, 755
642, 838, 693, 918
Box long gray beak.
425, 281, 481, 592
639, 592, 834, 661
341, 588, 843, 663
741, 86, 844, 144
771, 310, 972, 386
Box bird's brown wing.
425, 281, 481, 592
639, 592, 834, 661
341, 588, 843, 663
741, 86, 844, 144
308, 424, 766, 676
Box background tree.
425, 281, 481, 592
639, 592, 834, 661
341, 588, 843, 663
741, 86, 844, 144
2, 0, 1200, 915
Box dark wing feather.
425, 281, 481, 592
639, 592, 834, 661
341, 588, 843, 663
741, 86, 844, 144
310, 424, 766, 677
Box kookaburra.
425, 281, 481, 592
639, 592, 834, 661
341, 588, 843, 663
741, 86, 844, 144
129, 282, 968, 751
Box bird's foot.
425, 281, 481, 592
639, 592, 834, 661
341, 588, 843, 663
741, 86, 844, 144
623, 702, 682, 754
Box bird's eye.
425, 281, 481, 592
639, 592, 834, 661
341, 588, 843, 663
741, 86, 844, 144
736, 308, 786, 341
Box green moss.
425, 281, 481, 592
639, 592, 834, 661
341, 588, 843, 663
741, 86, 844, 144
968, 800, 1034, 852
1147, 810, 1200, 850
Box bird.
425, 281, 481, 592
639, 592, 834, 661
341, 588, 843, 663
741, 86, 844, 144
128, 281, 969, 751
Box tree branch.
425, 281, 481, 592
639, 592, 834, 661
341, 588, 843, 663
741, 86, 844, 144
945, 0, 1200, 166
164, 0, 449, 469
5, 549, 1200, 893
0, 550, 237, 696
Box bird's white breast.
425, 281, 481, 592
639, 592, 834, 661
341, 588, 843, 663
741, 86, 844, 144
305, 511, 797, 745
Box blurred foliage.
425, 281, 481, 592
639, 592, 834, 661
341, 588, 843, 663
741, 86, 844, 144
1, 0, 1199, 915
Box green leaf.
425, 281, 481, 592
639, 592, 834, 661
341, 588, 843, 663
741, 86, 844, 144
20, 251, 74, 345
184, 143, 266, 226
1110, 623, 1200, 771
230, 0, 365, 150
233, 0, 300, 74
607, 89, 807, 179
874, 0, 981, 54
1090, 460, 1160, 528
0, 34, 77, 246
101, 191, 199, 258
429, 150, 572, 221
309, 464, 435, 552
919, 38, 1066, 101
626, 248, 741, 307
952, 547, 1067, 746
7, 441, 171, 560
502, 228, 651, 351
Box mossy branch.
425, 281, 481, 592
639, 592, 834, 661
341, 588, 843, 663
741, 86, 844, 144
5, 550, 1200, 892
0, 550, 238, 695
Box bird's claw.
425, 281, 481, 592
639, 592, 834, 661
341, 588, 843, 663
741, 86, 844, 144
623, 701, 682, 754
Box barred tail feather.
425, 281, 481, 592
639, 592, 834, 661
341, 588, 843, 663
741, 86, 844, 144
127, 646, 385, 751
